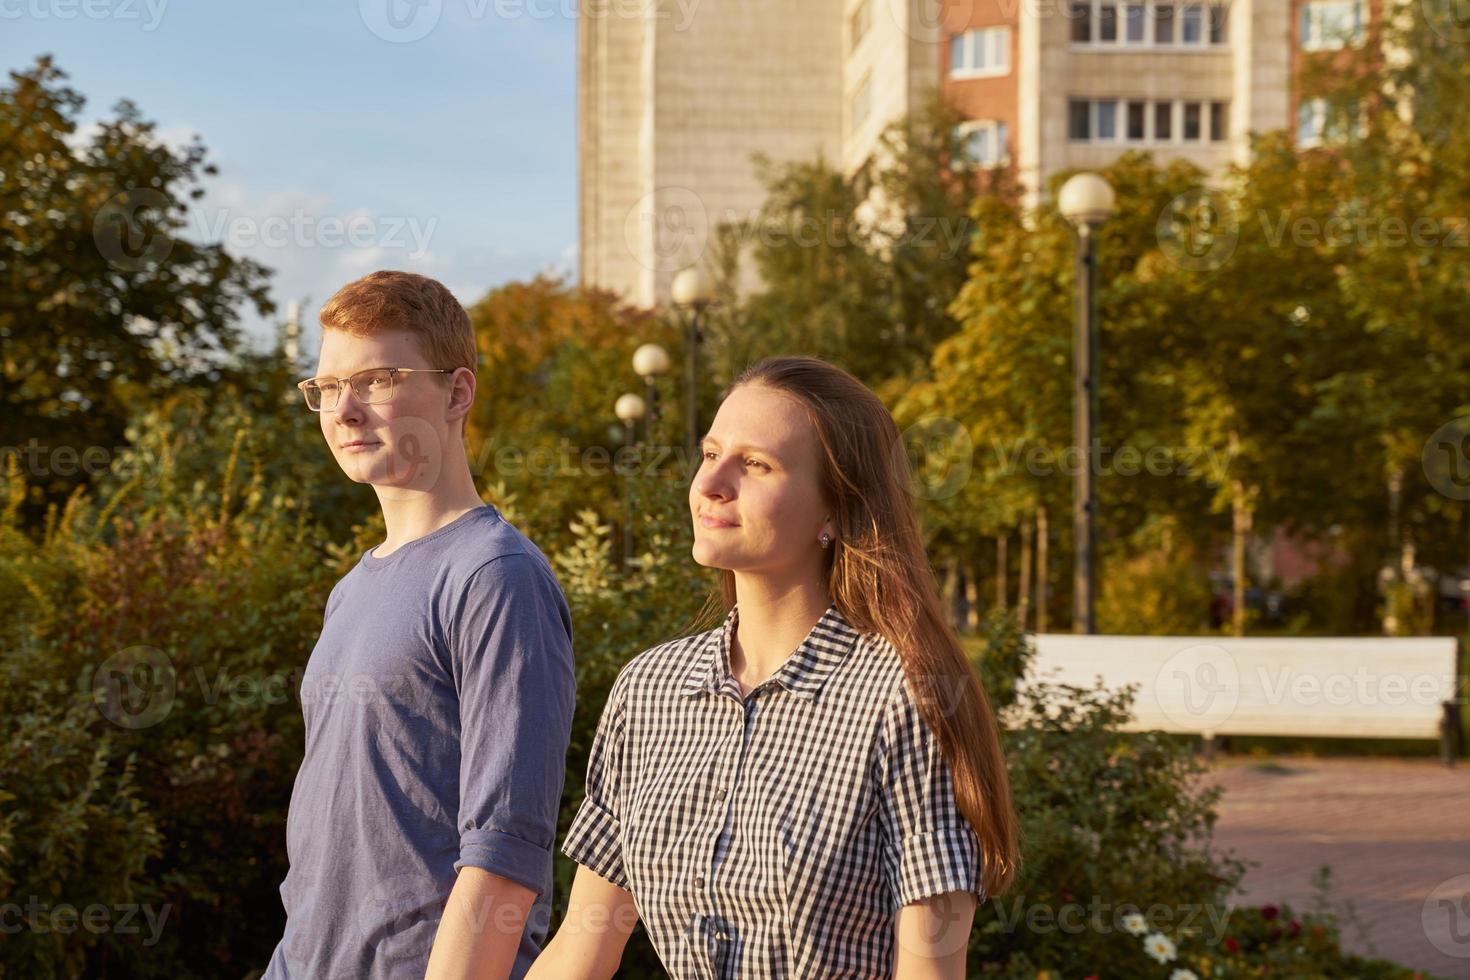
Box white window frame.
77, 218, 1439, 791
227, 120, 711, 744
1299, 0, 1365, 52
1297, 96, 1362, 147
1067, 97, 1231, 145
1067, 0, 1228, 50
953, 119, 1011, 167
950, 25, 1012, 79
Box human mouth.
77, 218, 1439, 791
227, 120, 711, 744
699, 514, 738, 529
340, 439, 381, 453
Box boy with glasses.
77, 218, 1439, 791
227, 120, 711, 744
264, 270, 574, 980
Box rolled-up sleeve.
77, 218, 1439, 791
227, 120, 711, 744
560, 666, 630, 890
874, 674, 985, 911
448, 553, 575, 896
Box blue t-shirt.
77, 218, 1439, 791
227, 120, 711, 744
264, 504, 575, 980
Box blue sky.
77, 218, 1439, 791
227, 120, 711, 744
3, 0, 579, 352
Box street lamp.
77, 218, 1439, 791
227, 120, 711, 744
1058, 172, 1116, 635
632, 342, 671, 442
614, 392, 648, 565
671, 264, 716, 463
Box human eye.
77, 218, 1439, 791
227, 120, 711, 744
745, 457, 769, 471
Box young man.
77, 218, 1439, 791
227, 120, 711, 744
264, 271, 575, 980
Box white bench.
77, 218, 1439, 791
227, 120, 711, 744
1011, 634, 1465, 766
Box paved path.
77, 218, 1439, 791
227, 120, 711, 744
1202, 756, 1470, 979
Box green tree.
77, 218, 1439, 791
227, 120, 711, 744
0, 56, 272, 526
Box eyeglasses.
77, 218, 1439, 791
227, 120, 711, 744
296, 367, 451, 412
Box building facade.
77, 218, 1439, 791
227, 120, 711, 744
580, 0, 1372, 306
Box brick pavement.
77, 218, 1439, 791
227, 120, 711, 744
1201, 755, 1470, 979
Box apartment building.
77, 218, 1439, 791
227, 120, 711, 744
580, 0, 1371, 305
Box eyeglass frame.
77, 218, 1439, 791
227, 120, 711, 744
295, 366, 455, 412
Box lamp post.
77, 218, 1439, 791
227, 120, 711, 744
671, 265, 716, 464
1058, 172, 1116, 635
615, 392, 648, 565
632, 343, 670, 442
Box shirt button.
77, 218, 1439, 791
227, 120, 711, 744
715, 788, 727, 801
695, 874, 705, 888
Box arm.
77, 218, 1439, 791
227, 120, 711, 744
894, 890, 977, 980
524, 865, 640, 980
425, 867, 538, 980
428, 554, 576, 980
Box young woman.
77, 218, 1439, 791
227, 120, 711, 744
528, 356, 1018, 979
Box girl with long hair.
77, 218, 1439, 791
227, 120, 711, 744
528, 355, 1019, 979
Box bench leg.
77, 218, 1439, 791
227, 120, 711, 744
1443, 700, 1464, 769
1202, 733, 1216, 762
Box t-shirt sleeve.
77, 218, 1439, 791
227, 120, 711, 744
874, 673, 986, 911
447, 553, 576, 896
560, 664, 631, 890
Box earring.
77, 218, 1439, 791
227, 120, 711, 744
820, 533, 831, 549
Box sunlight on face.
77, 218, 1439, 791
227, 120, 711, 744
313, 328, 455, 490
688, 383, 831, 578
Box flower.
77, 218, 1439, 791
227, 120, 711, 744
1223, 935, 1240, 954
1144, 931, 1178, 963
1286, 919, 1301, 938
1122, 912, 1149, 936
1170, 970, 1199, 980
1261, 904, 1279, 921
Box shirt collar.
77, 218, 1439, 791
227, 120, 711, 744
679, 602, 862, 702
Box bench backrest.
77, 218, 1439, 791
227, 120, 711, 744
1012, 634, 1461, 739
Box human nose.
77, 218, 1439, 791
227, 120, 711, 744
693, 454, 736, 501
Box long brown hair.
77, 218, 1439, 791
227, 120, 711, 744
695, 355, 1019, 899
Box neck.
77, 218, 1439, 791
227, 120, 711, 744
371, 454, 485, 558
730, 573, 832, 682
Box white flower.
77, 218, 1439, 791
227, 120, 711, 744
1122, 912, 1148, 936
1143, 931, 1177, 963
1170, 970, 1198, 980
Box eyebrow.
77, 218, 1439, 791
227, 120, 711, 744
700, 435, 782, 461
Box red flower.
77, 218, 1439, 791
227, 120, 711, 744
1060, 888, 1075, 903
1286, 920, 1301, 938
1224, 936, 1240, 953
1261, 904, 1279, 921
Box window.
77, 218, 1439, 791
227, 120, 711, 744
950, 26, 1011, 77
849, 0, 872, 52
1069, 99, 1092, 140
1209, 3, 1228, 43
1125, 2, 1146, 41
1300, 0, 1364, 51
955, 119, 1010, 166
1100, 2, 1118, 41
1210, 100, 1228, 140
1297, 97, 1360, 146
1181, 4, 1202, 43
1183, 101, 1202, 140
851, 73, 873, 130
1155, 3, 1175, 43
1097, 99, 1119, 140
1070, 1, 1093, 42
1154, 100, 1173, 140
1127, 100, 1147, 140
